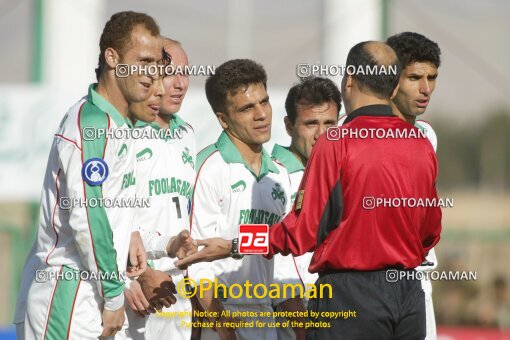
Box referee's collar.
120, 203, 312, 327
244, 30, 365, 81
343, 104, 395, 124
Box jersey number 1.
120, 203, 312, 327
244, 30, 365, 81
172, 197, 182, 219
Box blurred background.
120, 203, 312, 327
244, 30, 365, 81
0, 0, 509, 338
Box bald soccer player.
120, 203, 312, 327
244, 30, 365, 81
175, 42, 442, 340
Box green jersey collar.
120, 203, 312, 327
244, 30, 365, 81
216, 131, 279, 180
271, 144, 305, 174
169, 114, 187, 133
88, 84, 132, 128
414, 121, 425, 131
138, 114, 186, 131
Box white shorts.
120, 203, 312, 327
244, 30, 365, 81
145, 286, 192, 340
421, 277, 437, 340
24, 265, 126, 340
417, 248, 438, 340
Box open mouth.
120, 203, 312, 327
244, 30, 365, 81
148, 104, 160, 115
254, 125, 270, 132
416, 99, 429, 108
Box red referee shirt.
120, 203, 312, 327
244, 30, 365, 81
267, 104, 442, 272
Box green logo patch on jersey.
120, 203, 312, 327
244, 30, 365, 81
122, 171, 136, 189
118, 143, 128, 158
231, 180, 247, 193
271, 183, 286, 206
136, 148, 153, 162
181, 147, 194, 169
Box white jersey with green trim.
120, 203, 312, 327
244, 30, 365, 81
133, 115, 196, 274
414, 120, 438, 272
415, 120, 437, 152
15, 84, 137, 323
271, 144, 319, 288
189, 132, 298, 306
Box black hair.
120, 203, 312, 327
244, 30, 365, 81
205, 59, 267, 114
386, 32, 441, 68
95, 11, 160, 81
285, 77, 342, 124
345, 41, 401, 98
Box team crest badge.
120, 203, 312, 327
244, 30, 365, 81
82, 158, 109, 186
181, 147, 194, 169
271, 183, 286, 206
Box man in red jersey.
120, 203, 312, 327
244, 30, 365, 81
176, 41, 442, 340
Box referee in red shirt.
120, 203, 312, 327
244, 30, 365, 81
176, 41, 442, 340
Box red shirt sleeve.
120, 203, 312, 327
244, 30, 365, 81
268, 132, 343, 256
421, 152, 442, 253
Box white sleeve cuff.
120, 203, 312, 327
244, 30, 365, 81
156, 235, 173, 256
123, 277, 133, 290
104, 293, 125, 311
145, 235, 172, 260
188, 261, 216, 282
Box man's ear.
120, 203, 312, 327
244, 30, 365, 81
284, 116, 293, 137
345, 74, 354, 93
390, 83, 400, 100
216, 112, 229, 130
104, 47, 120, 69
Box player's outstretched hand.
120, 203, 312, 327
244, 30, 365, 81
174, 238, 232, 269
125, 280, 155, 317
100, 305, 125, 337
127, 231, 148, 278
137, 268, 177, 310
166, 230, 198, 260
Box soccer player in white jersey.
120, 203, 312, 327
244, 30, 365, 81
189, 59, 305, 340
14, 12, 164, 339
121, 38, 197, 340
386, 31, 442, 340
271, 77, 341, 340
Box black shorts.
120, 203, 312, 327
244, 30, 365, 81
306, 270, 425, 340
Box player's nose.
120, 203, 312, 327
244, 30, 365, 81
420, 79, 431, 96
254, 105, 268, 120
154, 78, 165, 97
317, 124, 328, 137
173, 74, 184, 89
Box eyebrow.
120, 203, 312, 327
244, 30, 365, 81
237, 95, 269, 112
303, 119, 320, 124
138, 54, 158, 63
238, 102, 255, 111
408, 72, 438, 78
